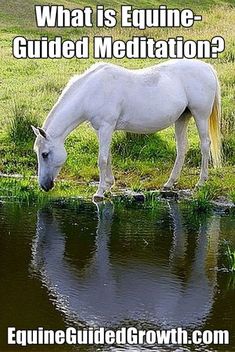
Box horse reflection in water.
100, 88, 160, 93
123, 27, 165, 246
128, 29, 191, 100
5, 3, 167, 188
31, 201, 220, 328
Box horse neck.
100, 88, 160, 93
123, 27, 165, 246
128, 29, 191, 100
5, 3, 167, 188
43, 88, 85, 141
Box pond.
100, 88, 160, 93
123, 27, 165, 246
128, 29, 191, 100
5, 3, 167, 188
0, 200, 234, 351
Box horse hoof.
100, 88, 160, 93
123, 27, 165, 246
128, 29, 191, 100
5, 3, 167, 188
93, 194, 104, 203
162, 186, 173, 191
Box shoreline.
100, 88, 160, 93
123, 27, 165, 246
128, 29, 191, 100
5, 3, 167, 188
0, 174, 234, 211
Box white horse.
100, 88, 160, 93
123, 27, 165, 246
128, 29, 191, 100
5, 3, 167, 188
32, 59, 222, 200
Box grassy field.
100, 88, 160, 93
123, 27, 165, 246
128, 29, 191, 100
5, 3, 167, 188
0, 0, 234, 201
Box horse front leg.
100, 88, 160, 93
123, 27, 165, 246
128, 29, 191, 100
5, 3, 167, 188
105, 152, 115, 189
93, 125, 114, 202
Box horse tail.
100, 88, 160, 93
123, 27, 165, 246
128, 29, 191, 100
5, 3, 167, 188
208, 67, 222, 168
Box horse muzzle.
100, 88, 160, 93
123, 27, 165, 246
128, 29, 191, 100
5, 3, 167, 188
40, 179, 54, 192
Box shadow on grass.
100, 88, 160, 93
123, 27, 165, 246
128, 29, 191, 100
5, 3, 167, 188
112, 132, 175, 162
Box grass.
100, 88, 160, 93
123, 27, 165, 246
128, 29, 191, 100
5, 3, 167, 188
0, 177, 95, 204
222, 241, 235, 273
0, 0, 234, 199
226, 245, 235, 272
7, 101, 38, 144
191, 182, 221, 212
0, 174, 231, 214
230, 191, 235, 204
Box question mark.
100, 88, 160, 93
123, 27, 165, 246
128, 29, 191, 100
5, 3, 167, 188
211, 36, 225, 58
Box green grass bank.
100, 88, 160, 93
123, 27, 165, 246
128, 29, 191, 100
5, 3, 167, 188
0, 0, 234, 200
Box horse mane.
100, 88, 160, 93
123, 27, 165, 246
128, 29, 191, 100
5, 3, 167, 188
43, 63, 109, 129
62, 62, 109, 94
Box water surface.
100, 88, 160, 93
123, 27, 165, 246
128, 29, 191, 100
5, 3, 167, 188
0, 200, 234, 351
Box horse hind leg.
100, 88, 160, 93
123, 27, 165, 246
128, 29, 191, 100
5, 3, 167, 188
194, 115, 211, 187
164, 112, 191, 190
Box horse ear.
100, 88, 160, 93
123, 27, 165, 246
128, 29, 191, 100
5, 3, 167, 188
31, 125, 50, 140
37, 127, 48, 140
31, 125, 39, 137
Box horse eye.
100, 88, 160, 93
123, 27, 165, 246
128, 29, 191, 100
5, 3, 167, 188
42, 152, 49, 159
